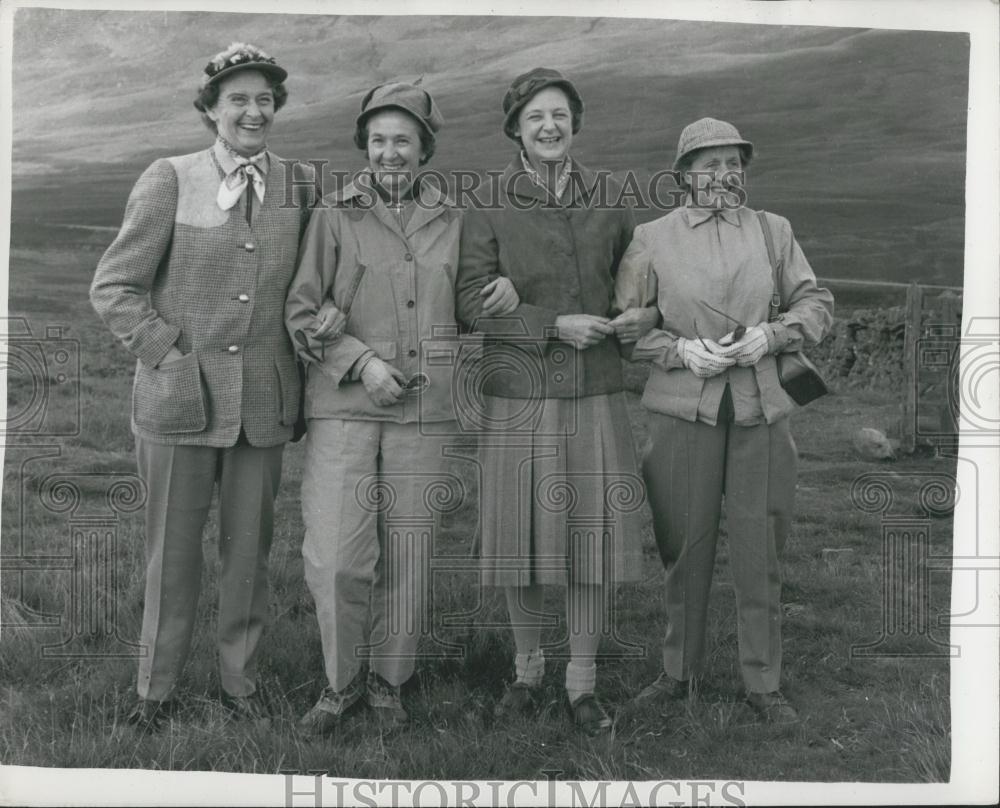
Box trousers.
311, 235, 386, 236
643, 403, 796, 693
134, 435, 283, 700
301, 418, 452, 690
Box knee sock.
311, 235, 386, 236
505, 584, 545, 686
566, 582, 603, 702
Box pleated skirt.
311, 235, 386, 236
477, 392, 646, 587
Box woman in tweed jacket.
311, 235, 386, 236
90, 43, 316, 728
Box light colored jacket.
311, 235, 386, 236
614, 206, 834, 426
285, 176, 462, 423
90, 143, 316, 446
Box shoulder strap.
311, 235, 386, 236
756, 209, 783, 322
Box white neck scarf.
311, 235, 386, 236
216, 139, 267, 212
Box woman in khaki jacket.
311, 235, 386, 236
285, 82, 516, 733
615, 118, 834, 723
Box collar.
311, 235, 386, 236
501, 156, 599, 206
329, 170, 455, 209
213, 138, 270, 177
520, 151, 572, 201
682, 202, 743, 229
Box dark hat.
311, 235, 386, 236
354, 82, 445, 143
501, 67, 583, 141
673, 117, 754, 171
201, 42, 287, 87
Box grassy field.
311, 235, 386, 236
0, 236, 955, 782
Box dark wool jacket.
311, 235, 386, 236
456, 158, 635, 399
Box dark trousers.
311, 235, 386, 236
643, 396, 797, 693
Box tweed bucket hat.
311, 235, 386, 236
501, 67, 584, 140
673, 117, 754, 171
201, 42, 287, 88
354, 81, 445, 146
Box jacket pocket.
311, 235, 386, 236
368, 339, 398, 361
133, 352, 207, 434
274, 355, 302, 426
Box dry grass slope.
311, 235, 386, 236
1, 239, 954, 781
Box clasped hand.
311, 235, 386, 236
714, 325, 770, 367
360, 357, 407, 406
679, 324, 770, 377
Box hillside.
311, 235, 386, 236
10, 9, 969, 285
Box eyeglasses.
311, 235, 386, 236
403, 373, 430, 395
699, 301, 746, 342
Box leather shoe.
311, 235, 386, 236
222, 690, 271, 724
126, 699, 175, 731
746, 690, 799, 724
568, 693, 612, 737
632, 672, 690, 710
299, 675, 365, 737
494, 681, 540, 719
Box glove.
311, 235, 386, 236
677, 337, 737, 378
716, 325, 770, 367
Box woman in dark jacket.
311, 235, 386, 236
456, 68, 657, 735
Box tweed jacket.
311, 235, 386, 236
284, 174, 462, 423
90, 143, 317, 447
455, 157, 634, 399
613, 206, 834, 426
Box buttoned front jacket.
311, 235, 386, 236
614, 206, 834, 426
90, 143, 316, 447
456, 158, 635, 399
284, 176, 462, 423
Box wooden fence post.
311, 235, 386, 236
936, 291, 963, 443
901, 282, 923, 454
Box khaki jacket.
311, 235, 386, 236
614, 206, 834, 425
285, 175, 462, 423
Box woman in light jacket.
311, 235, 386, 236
285, 81, 516, 733
615, 117, 834, 723
456, 68, 658, 735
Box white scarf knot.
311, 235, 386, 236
217, 150, 267, 212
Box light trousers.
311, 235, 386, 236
643, 409, 796, 693
135, 435, 283, 700
301, 418, 450, 691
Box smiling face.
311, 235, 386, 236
683, 145, 744, 208
365, 109, 426, 199
515, 86, 573, 173
206, 70, 275, 156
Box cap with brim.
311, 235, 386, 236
501, 67, 583, 141
673, 117, 754, 171
201, 42, 287, 88
355, 82, 444, 139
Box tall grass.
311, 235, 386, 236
1, 244, 955, 781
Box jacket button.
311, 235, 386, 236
237, 294, 250, 303
408, 349, 417, 357
228, 345, 240, 354
406, 300, 415, 308
404, 253, 413, 261
244, 242, 255, 252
